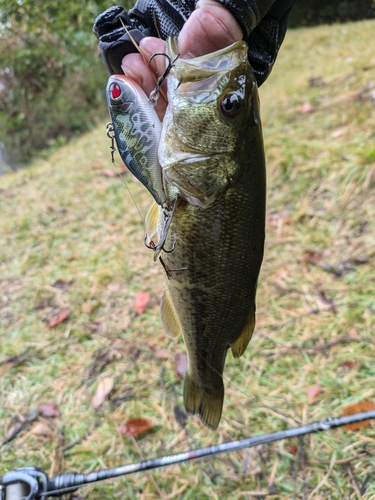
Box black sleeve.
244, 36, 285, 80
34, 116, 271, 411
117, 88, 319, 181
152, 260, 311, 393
93, 0, 296, 86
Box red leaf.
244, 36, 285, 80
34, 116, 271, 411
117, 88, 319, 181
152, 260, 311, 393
303, 248, 322, 264
118, 418, 153, 437
134, 292, 151, 315
284, 443, 298, 455
307, 385, 322, 404
48, 308, 71, 328
340, 360, 355, 371
175, 353, 188, 379
342, 401, 375, 431
38, 402, 60, 418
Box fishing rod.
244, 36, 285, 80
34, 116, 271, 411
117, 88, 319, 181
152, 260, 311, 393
1, 410, 375, 499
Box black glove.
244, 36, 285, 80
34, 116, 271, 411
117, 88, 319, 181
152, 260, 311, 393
93, 0, 296, 87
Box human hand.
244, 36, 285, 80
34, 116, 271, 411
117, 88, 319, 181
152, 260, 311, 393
121, 0, 243, 121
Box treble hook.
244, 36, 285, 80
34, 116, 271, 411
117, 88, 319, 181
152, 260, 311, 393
148, 53, 180, 106
143, 198, 178, 261
106, 122, 116, 164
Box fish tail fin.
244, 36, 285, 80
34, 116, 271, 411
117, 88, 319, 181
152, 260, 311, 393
183, 376, 224, 430
231, 307, 256, 358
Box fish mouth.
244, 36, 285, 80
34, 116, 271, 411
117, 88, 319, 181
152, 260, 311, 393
166, 37, 249, 84
161, 153, 214, 171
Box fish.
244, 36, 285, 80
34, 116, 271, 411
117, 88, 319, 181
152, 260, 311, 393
147, 37, 267, 430
106, 75, 166, 206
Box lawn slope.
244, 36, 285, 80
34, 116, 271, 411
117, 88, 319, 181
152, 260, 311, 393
1, 19, 375, 499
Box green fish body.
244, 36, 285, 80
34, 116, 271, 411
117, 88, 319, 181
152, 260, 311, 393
153, 38, 266, 430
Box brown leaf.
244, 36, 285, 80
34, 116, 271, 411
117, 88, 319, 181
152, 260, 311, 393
342, 401, 375, 431
296, 102, 312, 114
307, 385, 322, 404
134, 291, 151, 315
52, 279, 74, 290
175, 353, 188, 379
340, 360, 355, 371
303, 248, 322, 264
330, 127, 347, 138
38, 402, 60, 418
118, 417, 153, 437
284, 443, 298, 455
91, 377, 114, 409
99, 166, 127, 177
318, 290, 337, 313
5, 423, 23, 441
48, 308, 71, 328
91, 162, 104, 170
30, 423, 54, 437
153, 349, 170, 360
67, 253, 79, 262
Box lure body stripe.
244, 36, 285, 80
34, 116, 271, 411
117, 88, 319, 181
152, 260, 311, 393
106, 75, 166, 206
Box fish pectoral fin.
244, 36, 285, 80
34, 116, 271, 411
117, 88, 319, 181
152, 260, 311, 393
183, 375, 224, 430
160, 291, 182, 339
145, 201, 159, 242
231, 308, 255, 358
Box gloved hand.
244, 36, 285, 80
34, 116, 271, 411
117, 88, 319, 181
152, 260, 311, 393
93, 0, 296, 88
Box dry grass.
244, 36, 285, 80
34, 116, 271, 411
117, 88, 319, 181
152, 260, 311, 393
1, 19, 375, 499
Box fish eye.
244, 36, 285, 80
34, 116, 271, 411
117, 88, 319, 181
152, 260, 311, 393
110, 82, 122, 100
220, 93, 240, 118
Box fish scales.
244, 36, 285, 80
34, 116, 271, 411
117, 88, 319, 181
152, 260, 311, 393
156, 38, 266, 429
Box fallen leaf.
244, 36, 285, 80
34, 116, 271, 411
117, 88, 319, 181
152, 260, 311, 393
99, 166, 127, 177
340, 360, 355, 371
330, 127, 347, 138
48, 308, 71, 328
118, 417, 153, 437
153, 348, 170, 360
134, 291, 151, 315
38, 402, 60, 418
67, 253, 79, 262
296, 102, 312, 114
5, 423, 23, 441
342, 400, 375, 431
175, 353, 188, 379
91, 162, 104, 170
284, 443, 298, 455
30, 423, 54, 437
91, 377, 114, 409
307, 385, 322, 404
318, 290, 337, 313
303, 248, 322, 264
52, 279, 74, 290
174, 404, 187, 428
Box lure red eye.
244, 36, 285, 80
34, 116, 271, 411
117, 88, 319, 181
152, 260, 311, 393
110, 83, 121, 99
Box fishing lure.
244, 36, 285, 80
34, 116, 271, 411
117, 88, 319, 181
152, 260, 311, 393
106, 75, 166, 206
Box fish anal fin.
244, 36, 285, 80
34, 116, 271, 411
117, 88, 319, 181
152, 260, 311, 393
145, 201, 160, 242
231, 308, 256, 358
160, 291, 182, 339
183, 375, 224, 430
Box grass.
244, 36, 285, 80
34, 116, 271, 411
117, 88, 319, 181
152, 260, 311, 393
1, 19, 375, 499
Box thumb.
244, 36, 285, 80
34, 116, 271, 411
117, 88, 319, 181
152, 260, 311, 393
178, 0, 243, 58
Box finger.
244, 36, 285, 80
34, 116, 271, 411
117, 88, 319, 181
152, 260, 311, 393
121, 50, 167, 121
178, 2, 243, 58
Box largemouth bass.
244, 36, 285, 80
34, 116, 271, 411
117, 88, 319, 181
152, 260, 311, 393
151, 38, 266, 430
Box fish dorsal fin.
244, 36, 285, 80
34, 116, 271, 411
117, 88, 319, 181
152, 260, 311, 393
231, 307, 256, 358
145, 201, 159, 242
160, 290, 182, 339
